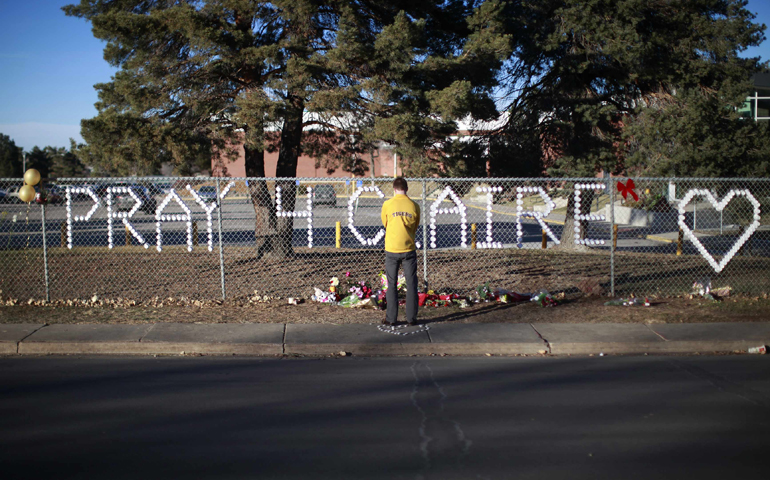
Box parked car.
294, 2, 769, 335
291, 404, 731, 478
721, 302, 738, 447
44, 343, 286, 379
0, 189, 6, 203
35, 185, 64, 205
4, 185, 23, 203
66, 183, 100, 200
197, 185, 218, 202
147, 182, 173, 196
115, 185, 157, 214
95, 182, 130, 200
96, 183, 156, 214
94, 183, 114, 198
312, 184, 337, 206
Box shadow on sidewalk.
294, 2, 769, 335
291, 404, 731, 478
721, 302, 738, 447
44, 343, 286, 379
418, 301, 527, 326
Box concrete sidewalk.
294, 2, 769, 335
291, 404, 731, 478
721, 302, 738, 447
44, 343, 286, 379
2, 322, 770, 356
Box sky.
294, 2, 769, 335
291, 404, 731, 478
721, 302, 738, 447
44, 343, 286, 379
2, 0, 770, 151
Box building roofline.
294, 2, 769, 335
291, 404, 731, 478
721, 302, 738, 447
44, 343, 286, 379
751, 73, 770, 90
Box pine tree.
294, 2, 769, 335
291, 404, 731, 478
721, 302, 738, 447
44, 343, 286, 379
493, 0, 767, 247
326, 2, 508, 176
624, 88, 770, 178
65, 0, 505, 256
25, 146, 52, 179
48, 142, 90, 179
0, 134, 23, 178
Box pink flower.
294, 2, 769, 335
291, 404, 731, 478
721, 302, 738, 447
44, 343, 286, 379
345, 271, 351, 277
349, 286, 364, 298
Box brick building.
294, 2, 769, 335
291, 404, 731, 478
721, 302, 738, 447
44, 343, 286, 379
210, 115, 507, 178
211, 139, 403, 178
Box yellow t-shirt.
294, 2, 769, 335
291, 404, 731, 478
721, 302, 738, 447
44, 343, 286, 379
381, 194, 421, 253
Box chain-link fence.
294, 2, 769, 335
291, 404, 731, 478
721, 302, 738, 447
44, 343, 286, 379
1, 176, 769, 302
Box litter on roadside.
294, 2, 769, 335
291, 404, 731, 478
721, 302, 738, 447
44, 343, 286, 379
690, 278, 732, 301
494, 289, 531, 303
530, 290, 559, 307
711, 286, 732, 297
748, 345, 767, 354
604, 296, 650, 307
692, 278, 711, 296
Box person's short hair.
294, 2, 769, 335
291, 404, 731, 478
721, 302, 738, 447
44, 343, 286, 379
393, 177, 408, 192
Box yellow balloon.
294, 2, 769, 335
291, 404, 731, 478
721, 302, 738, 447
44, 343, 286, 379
18, 185, 36, 203
24, 169, 41, 186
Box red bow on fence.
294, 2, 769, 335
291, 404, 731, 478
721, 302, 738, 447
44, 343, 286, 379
617, 179, 638, 201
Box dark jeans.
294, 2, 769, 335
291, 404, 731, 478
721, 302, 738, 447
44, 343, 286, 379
385, 250, 418, 324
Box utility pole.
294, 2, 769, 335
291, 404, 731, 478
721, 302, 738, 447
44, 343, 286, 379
369, 147, 379, 178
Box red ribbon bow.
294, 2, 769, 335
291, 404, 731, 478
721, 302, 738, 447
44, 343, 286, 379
617, 179, 638, 201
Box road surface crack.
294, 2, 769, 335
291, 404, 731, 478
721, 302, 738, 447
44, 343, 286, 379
410, 361, 472, 479
668, 359, 770, 409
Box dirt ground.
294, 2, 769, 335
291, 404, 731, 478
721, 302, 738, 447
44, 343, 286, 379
4, 247, 770, 303
3, 246, 770, 326
2, 293, 769, 325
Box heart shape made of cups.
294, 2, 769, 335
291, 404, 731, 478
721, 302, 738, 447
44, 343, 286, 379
677, 189, 761, 273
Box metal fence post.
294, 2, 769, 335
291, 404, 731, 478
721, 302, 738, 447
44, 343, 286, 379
215, 178, 226, 300
41, 202, 50, 302
422, 179, 428, 291
608, 176, 615, 297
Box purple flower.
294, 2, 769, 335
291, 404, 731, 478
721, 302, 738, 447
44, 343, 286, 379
349, 286, 364, 298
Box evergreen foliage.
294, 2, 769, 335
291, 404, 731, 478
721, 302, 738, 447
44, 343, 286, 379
0, 135, 86, 180
0, 134, 22, 178
624, 88, 770, 177
491, 0, 768, 246
496, 0, 767, 177
65, 0, 504, 255
47, 142, 90, 178
25, 146, 52, 179
64, 0, 770, 252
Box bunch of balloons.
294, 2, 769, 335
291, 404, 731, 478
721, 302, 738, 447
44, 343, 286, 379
17, 169, 41, 203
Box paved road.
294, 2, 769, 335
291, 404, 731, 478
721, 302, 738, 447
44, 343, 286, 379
1, 355, 769, 479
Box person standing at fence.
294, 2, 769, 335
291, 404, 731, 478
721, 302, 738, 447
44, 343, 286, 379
381, 177, 421, 325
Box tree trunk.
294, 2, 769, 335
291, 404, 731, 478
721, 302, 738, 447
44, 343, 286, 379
243, 143, 277, 258
559, 186, 595, 251
273, 93, 305, 258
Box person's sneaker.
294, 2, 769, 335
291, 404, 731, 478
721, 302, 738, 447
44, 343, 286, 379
381, 319, 396, 326
407, 320, 418, 326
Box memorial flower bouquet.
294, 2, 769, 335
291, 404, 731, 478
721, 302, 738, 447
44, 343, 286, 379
311, 288, 338, 304
530, 290, 559, 307
421, 291, 462, 307
327, 272, 373, 298
475, 282, 494, 302
349, 280, 373, 300
378, 271, 407, 294
312, 271, 383, 308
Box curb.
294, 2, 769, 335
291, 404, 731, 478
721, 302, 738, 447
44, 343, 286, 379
2, 322, 769, 357
547, 341, 755, 355
285, 342, 546, 356
17, 342, 282, 356
645, 234, 675, 243
5, 341, 764, 356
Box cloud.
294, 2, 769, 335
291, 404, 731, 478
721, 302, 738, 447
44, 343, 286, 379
0, 123, 84, 150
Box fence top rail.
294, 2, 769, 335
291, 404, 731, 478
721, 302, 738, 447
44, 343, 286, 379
2, 176, 770, 183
